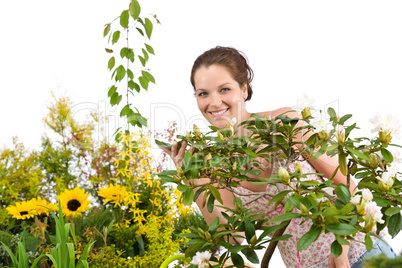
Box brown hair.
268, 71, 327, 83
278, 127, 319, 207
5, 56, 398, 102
190, 46, 254, 101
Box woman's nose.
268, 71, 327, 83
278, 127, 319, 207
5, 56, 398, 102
210, 93, 222, 107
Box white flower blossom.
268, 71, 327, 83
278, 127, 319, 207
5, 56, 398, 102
350, 195, 361, 205
317, 197, 328, 203
364, 201, 385, 224
191, 251, 211, 268
379, 171, 393, 185
293, 94, 316, 113
230, 117, 237, 126
362, 188, 373, 202
370, 113, 400, 136
388, 163, 399, 177
310, 113, 333, 133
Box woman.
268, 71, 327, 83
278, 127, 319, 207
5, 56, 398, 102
160, 46, 395, 267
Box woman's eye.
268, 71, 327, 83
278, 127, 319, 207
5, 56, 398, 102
221, 88, 230, 92
198, 92, 207, 97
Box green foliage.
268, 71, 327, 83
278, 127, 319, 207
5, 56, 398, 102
104, 0, 160, 129
363, 253, 402, 268
1, 239, 44, 268
0, 138, 43, 209
158, 108, 402, 267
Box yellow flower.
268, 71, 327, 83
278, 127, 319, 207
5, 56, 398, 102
98, 184, 127, 206
58, 187, 91, 218
6, 200, 36, 220
30, 197, 58, 216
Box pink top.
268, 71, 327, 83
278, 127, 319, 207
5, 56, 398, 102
233, 157, 372, 268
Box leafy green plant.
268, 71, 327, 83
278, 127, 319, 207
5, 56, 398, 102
104, 0, 160, 129
0, 240, 43, 268
46, 205, 95, 268
158, 104, 402, 267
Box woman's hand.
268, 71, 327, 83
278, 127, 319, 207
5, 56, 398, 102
159, 141, 188, 167
328, 245, 351, 268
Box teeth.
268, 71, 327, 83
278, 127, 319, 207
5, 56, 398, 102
211, 109, 226, 116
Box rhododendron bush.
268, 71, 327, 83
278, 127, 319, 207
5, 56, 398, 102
158, 95, 402, 267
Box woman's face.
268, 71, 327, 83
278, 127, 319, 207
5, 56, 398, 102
194, 64, 248, 129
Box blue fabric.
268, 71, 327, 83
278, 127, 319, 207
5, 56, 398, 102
351, 238, 396, 268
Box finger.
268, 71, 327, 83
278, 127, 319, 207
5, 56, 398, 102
158, 145, 172, 155
178, 141, 188, 156
171, 141, 178, 156
190, 145, 195, 154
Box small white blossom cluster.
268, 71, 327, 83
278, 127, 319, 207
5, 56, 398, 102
191, 251, 211, 268
351, 188, 384, 232
364, 201, 385, 224
310, 113, 332, 134
370, 113, 400, 144
370, 113, 400, 136
293, 94, 316, 115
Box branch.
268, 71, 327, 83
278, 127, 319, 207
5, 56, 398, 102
261, 221, 290, 268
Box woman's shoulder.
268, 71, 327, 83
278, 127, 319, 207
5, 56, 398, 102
255, 107, 298, 119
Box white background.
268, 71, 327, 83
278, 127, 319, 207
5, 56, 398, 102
1, 1, 401, 267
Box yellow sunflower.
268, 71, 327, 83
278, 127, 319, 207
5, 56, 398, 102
98, 184, 127, 207
58, 187, 91, 218
29, 197, 58, 216
6, 200, 36, 220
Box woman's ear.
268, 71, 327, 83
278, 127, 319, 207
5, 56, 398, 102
242, 83, 248, 100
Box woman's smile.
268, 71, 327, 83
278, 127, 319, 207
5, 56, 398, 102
209, 108, 229, 117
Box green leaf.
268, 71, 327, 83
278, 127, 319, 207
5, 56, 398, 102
138, 76, 149, 90
103, 23, 111, 37
381, 148, 394, 163
142, 48, 149, 61
327, 107, 337, 122
334, 183, 350, 204
388, 212, 402, 238
138, 55, 146, 66
207, 193, 215, 213
143, 18, 153, 39
120, 10, 129, 28
128, 80, 136, 91
115, 65, 126, 81
129, 0, 141, 19
120, 105, 131, 117
120, 47, 128, 58
112, 30, 120, 44
326, 223, 356, 236
141, 70, 155, 83
346, 146, 369, 161
107, 56, 115, 70
270, 213, 301, 223
208, 217, 220, 233
208, 185, 223, 204
244, 218, 255, 242
241, 248, 259, 264
145, 43, 155, 54
107, 85, 117, 97
364, 234, 374, 252
384, 206, 401, 216
183, 186, 194, 206
110, 92, 122, 106
128, 49, 135, 62
339, 152, 348, 176
230, 253, 245, 268
330, 240, 343, 258
127, 69, 134, 79
297, 225, 321, 251
242, 147, 258, 157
